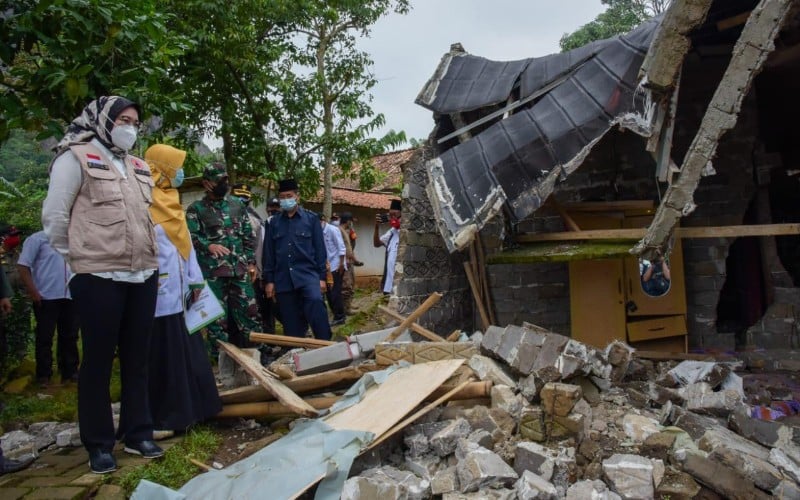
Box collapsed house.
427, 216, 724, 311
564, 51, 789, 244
394, 0, 800, 353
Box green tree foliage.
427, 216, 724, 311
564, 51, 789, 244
0, 130, 50, 233
270, 0, 408, 214
559, 0, 670, 52
0, 0, 193, 142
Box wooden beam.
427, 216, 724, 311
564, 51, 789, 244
378, 306, 445, 341
563, 200, 655, 212
549, 198, 581, 232
717, 11, 752, 31
474, 233, 497, 326
217, 341, 319, 417
384, 292, 443, 342
463, 262, 491, 330
249, 332, 335, 349
218, 364, 380, 405
217, 396, 339, 418
518, 224, 800, 243
635, 0, 796, 259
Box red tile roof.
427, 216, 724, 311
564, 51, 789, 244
308, 148, 416, 208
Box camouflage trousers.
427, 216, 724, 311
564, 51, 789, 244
205, 276, 260, 358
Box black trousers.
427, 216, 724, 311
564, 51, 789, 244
325, 270, 345, 322
70, 273, 157, 452
254, 279, 276, 334
34, 299, 80, 380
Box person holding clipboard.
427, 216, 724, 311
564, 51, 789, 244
144, 144, 221, 438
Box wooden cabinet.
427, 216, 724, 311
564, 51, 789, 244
568, 209, 688, 351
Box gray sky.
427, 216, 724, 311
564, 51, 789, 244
358, 0, 607, 144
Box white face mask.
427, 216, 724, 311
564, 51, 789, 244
110, 124, 137, 151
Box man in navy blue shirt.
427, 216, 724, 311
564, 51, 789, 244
262, 179, 332, 340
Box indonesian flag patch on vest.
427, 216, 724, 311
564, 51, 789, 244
86, 153, 109, 170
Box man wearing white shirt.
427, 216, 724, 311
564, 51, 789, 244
321, 214, 347, 326
17, 231, 79, 385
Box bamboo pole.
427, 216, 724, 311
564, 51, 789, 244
249, 332, 335, 349
463, 262, 490, 330
384, 292, 443, 342
378, 306, 445, 341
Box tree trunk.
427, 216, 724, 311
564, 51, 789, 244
317, 34, 334, 219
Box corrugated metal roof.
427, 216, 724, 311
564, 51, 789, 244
417, 18, 660, 251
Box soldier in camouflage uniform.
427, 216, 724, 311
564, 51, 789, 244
186, 163, 260, 357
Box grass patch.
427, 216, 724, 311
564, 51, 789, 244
332, 293, 386, 339
0, 390, 77, 426
116, 426, 221, 495
0, 357, 122, 427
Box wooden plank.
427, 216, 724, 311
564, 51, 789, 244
633, 350, 717, 361
474, 233, 497, 325
563, 200, 655, 212
487, 241, 634, 264
367, 380, 471, 450
249, 332, 335, 349
217, 341, 319, 417
717, 11, 751, 31
463, 262, 490, 330
446, 330, 462, 342
324, 359, 464, 437
518, 223, 800, 243
218, 364, 380, 405
384, 292, 443, 342
378, 305, 445, 341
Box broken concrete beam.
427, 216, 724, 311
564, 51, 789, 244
697, 427, 782, 492
455, 439, 519, 493
565, 479, 622, 500
374, 341, 477, 366
729, 408, 800, 463
293, 341, 355, 376
296, 329, 412, 374
467, 355, 516, 387
539, 382, 581, 417
602, 454, 654, 500
769, 448, 800, 484
515, 470, 558, 500
668, 405, 727, 440
676, 451, 771, 500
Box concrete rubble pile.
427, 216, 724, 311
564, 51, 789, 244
319, 323, 800, 499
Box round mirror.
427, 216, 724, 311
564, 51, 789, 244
639, 253, 672, 297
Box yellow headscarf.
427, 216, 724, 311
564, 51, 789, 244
145, 144, 192, 260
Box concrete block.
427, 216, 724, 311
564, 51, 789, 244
490, 385, 523, 417
455, 439, 519, 493
431, 466, 459, 495
769, 448, 800, 484
515, 470, 558, 500
341, 466, 430, 500
55, 427, 81, 448
404, 454, 443, 481
655, 470, 701, 499
622, 414, 661, 443
467, 355, 516, 387
565, 479, 621, 500
351, 328, 411, 353
602, 454, 654, 500
514, 441, 557, 481
684, 383, 742, 417
519, 407, 546, 442
540, 382, 581, 417
430, 418, 471, 457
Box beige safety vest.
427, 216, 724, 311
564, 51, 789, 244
65, 143, 158, 274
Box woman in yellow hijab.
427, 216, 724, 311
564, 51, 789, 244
144, 144, 221, 436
